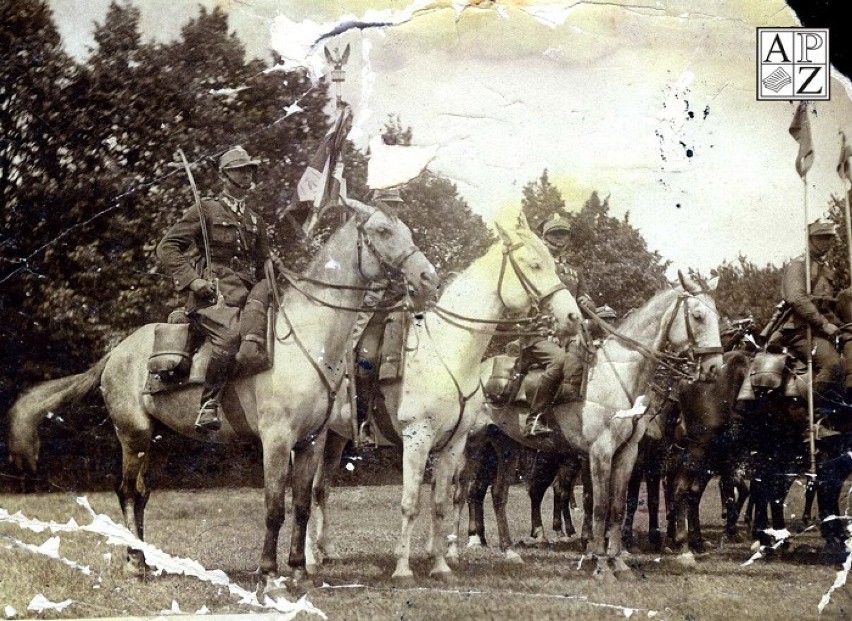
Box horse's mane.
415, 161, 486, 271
615, 287, 678, 336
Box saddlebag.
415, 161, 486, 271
484, 355, 518, 404
378, 311, 408, 383
737, 351, 785, 401
148, 323, 199, 380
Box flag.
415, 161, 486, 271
366, 136, 438, 189
788, 101, 814, 178
838, 131, 852, 183
295, 104, 352, 207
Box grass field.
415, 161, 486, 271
1, 481, 851, 620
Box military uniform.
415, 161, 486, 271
156, 146, 271, 432
520, 215, 595, 436
780, 250, 850, 403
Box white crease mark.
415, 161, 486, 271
26, 595, 73, 613
3, 606, 16, 619
3, 534, 92, 576
0, 498, 325, 620
818, 537, 852, 614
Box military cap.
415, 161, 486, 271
219, 145, 260, 171
595, 304, 617, 320
808, 220, 837, 237
541, 214, 571, 236
370, 187, 404, 204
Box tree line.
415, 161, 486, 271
1, 0, 841, 490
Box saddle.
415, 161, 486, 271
483, 353, 585, 406
736, 351, 810, 401
143, 308, 275, 395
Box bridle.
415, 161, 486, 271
496, 237, 567, 315
355, 208, 420, 284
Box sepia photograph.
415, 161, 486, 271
2, 0, 852, 618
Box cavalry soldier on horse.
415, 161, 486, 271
519, 213, 597, 437
778, 220, 852, 413
157, 146, 278, 433
350, 187, 408, 448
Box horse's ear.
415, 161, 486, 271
705, 275, 719, 292
494, 222, 513, 245
341, 196, 373, 222
677, 269, 696, 293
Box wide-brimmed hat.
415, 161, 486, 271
218, 145, 260, 171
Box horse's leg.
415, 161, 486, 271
646, 450, 663, 553
556, 455, 581, 539
466, 442, 494, 548
427, 433, 468, 580
687, 471, 712, 551
308, 430, 348, 571
816, 445, 850, 552
608, 439, 640, 579
114, 423, 152, 577
621, 453, 643, 553
580, 457, 594, 552
588, 441, 615, 579
259, 433, 293, 581
528, 451, 559, 544
288, 430, 327, 590
447, 449, 472, 562
491, 436, 522, 563
393, 423, 432, 584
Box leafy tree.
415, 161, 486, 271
712, 255, 783, 328
521, 170, 568, 234
520, 172, 669, 314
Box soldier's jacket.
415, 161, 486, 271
780, 254, 839, 333
157, 197, 270, 312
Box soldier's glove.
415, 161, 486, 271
823, 322, 840, 337
190, 278, 216, 300
577, 295, 595, 314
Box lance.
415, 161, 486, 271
803, 185, 817, 476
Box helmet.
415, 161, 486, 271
808, 220, 836, 237
595, 305, 617, 321
370, 187, 404, 204
218, 145, 260, 172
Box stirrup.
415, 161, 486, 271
195, 400, 221, 432
523, 413, 555, 437
358, 422, 377, 449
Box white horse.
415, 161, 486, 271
7, 197, 438, 589
477, 272, 723, 579
307, 216, 582, 582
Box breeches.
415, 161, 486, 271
355, 312, 387, 379
785, 332, 848, 390
192, 305, 241, 359
519, 339, 566, 381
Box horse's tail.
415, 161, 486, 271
8, 353, 111, 474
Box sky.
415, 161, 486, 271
46, 0, 852, 275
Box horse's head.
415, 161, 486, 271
670, 270, 724, 382
344, 197, 438, 310
493, 219, 582, 338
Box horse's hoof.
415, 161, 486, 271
122, 560, 147, 579
592, 568, 616, 583
671, 551, 697, 569
430, 569, 455, 583
305, 563, 319, 576
446, 551, 460, 565
614, 569, 635, 582
466, 536, 484, 549
504, 549, 524, 565
319, 544, 340, 562
392, 572, 416, 588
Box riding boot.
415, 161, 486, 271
196, 353, 233, 432
235, 298, 270, 376
524, 374, 561, 437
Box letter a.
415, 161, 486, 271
764, 34, 790, 63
